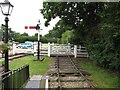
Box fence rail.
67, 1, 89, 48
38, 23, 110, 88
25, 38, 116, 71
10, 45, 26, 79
0, 64, 29, 89
12, 42, 88, 58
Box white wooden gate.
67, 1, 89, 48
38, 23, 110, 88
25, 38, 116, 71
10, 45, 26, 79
12, 42, 88, 58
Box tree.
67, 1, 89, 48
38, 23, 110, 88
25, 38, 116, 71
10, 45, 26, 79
41, 2, 103, 44
21, 32, 29, 36
0, 25, 4, 40
41, 2, 120, 71
44, 20, 72, 43
0, 24, 15, 41
61, 30, 73, 44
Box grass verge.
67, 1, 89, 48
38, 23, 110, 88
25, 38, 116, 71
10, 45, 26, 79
77, 58, 119, 88
9, 55, 52, 76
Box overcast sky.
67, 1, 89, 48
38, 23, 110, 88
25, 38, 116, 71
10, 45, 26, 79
0, 0, 60, 36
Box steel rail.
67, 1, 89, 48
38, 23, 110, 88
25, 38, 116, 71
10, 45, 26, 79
54, 51, 95, 88
56, 55, 62, 89
66, 53, 95, 88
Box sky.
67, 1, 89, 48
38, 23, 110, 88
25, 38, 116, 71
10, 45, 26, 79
0, 0, 60, 36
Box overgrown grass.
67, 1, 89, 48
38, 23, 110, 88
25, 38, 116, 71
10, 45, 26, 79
77, 58, 119, 88
9, 56, 52, 76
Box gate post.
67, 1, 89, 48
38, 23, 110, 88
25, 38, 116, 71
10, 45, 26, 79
12, 44, 16, 55
48, 42, 50, 57
79, 45, 81, 52
74, 45, 77, 58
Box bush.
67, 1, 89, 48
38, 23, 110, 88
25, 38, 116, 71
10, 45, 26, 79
0, 43, 10, 53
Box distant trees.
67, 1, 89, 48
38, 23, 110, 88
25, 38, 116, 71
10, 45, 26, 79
0, 25, 15, 41
61, 30, 73, 44
44, 20, 73, 43
21, 32, 29, 36
0, 25, 48, 43
14, 34, 44, 43
0, 25, 4, 40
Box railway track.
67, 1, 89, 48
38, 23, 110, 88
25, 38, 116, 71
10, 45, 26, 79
48, 54, 95, 89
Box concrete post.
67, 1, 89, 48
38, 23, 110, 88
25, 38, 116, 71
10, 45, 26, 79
12, 44, 16, 55
40, 42, 42, 55
52, 42, 54, 45
33, 43, 37, 56
52, 42, 54, 52
68, 43, 71, 53
48, 42, 50, 57
87, 53, 89, 58
45, 76, 49, 89
74, 45, 77, 58
79, 45, 81, 52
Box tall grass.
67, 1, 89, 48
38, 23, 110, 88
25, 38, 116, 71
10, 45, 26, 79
77, 58, 119, 88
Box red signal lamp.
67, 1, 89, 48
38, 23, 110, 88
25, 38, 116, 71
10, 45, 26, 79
29, 26, 36, 29
24, 26, 28, 29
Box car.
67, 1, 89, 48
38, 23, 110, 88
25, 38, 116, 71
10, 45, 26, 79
8, 41, 17, 46
17, 43, 32, 49
25, 41, 33, 45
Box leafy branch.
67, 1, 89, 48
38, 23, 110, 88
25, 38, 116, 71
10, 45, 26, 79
0, 43, 10, 53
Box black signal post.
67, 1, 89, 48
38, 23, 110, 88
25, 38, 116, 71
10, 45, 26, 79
24, 21, 44, 61
35, 22, 44, 61
36, 24, 40, 60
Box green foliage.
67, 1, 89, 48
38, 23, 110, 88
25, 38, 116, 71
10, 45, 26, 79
41, 2, 120, 71
20, 36, 48, 43
78, 58, 119, 88
41, 36, 48, 43
21, 32, 29, 36
0, 25, 16, 41
44, 20, 72, 43
61, 30, 73, 44
0, 43, 10, 53
0, 25, 4, 40
86, 3, 120, 71
15, 36, 37, 43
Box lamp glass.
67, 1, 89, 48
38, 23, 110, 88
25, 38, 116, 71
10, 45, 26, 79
9, 4, 13, 15
0, 2, 13, 16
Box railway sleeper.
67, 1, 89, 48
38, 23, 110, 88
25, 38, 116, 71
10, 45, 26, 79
57, 86, 63, 89
59, 69, 91, 76
50, 79, 86, 82
47, 72, 58, 76
60, 79, 86, 82
59, 72, 90, 76
59, 72, 80, 76
49, 77, 92, 83
59, 66, 75, 68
